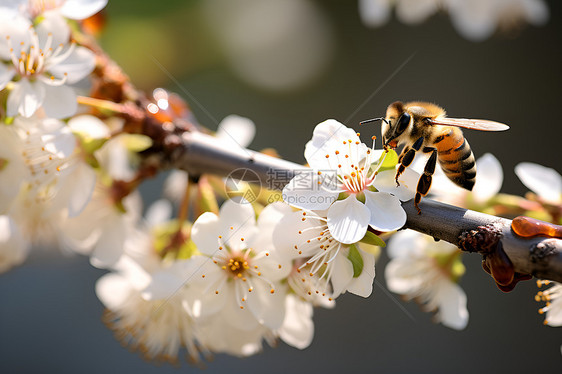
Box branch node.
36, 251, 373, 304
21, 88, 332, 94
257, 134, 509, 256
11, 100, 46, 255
458, 223, 502, 254
530, 239, 558, 265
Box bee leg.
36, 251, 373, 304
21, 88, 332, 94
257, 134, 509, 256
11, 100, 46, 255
414, 148, 437, 214
395, 137, 424, 186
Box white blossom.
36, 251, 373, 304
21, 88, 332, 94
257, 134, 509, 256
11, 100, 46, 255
385, 229, 469, 330
536, 280, 562, 327
186, 200, 292, 330
0, 13, 95, 118
0, 215, 30, 274
515, 162, 562, 205
274, 208, 376, 299
283, 119, 406, 244
1, 0, 107, 20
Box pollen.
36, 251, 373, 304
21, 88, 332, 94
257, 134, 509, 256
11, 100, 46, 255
215, 291, 219, 294
240, 237, 244, 241
270, 289, 275, 294
278, 264, 282, 269
201, 275, 205, 278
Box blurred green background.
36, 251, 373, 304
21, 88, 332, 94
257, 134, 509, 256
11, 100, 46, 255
1, 0, 561, 373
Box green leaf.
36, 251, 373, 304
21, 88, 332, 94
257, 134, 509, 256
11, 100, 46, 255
360, 230, 386, 247
122, 134, 153, 152
348, 244, 364, 278
376, 149, 398, 173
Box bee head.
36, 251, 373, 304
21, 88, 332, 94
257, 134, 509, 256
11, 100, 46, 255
382, 101, 412, 149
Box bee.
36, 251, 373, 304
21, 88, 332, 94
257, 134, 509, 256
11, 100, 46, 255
361, 101, 509, 214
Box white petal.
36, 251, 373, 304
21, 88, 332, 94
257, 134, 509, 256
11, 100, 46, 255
358, 0, 392, 27
68, 115, 110, 139
218, 199, 258, 250
396, 0, 438, 24
144, 199, 173, 228
0, 15, 31, 60
515, 162, 562, 204
384, 258, 423, 295
272, 210, 320, 259
435, 281, 469, 330
64, 162, 96, 217
41, 83, 77, 119
89, 218, 126, 268
330, 249, 354, 297
386, 229, 425, 259
0, 64, 15, 91
282, 173, 339, 210
472, 153, 502, 203
327, 195, 370, 244
448, 0, 497, 42
36, 10, 70, 47
48, 45, 96, 84
8, 79, 45, 118
345, 249, 375, 297
60, 0, 108, 20
304, 119, 359, 168
222, 289, 260, 330
246, 281, 286, 329
141, 267, 186, 301
95, 273, 132, 310
278, 294, 314, 349
191, 212, 222, 256
372, 167, 419, 201
364, 190, 406, 232
216, 114, 256, 148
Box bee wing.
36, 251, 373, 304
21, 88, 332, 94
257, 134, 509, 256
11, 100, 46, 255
429, 117, 509, 131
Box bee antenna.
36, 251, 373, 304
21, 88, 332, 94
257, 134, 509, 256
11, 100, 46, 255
359, 117, 388, 126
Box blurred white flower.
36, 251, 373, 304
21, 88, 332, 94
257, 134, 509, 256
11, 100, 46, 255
515, 162, 561, 205
60, 188, 142, 268
447, 0, 548, 41
0, 215, 30, 274
0, 0, 107, 20
96, 255, 202, 364
0, 13, 95, 118
0, 125, 29, 214
274, 209, 376, 299
5, 115, 97, 246
536, 280, 562, 327
203, 0, 334, 91
283, 119, 406, 244
359, 0, 549, 42
186, 201, 292, 330
385, 229, 469, 330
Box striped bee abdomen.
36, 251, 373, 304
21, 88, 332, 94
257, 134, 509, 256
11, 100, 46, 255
433, 127, 476, 191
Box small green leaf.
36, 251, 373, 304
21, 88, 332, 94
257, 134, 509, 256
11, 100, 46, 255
122, 134, 153, 152
376, 149, 399, 173
360, 231, 386, 247
348, 244, 364, 278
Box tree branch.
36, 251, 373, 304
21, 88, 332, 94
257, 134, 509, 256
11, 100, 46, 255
164, 131, 562, 283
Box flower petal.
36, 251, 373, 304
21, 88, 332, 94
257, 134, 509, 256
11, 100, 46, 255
515, 162, 562, 204
358, 0, 392, 27
472, 153, 503, 203
364, 190, 406, 232
8, 79, 45, 118
282, 173, 339, 210
60, 0, 108, 20
330, 248, 354, 297
191, 212, 222, 256
216, 114, 256, 148
345, 249, 375, 297
278, 294, 314, 349
48, 45, 96, 84
95, 273, 132, 310
41, 83, 77, 119
304, 119, 360, 168
218, 199, 258, 251
327, 195, 370, 244
435, 280, 469, 330
372, 167, 419, 201
0, 64, 15, 91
